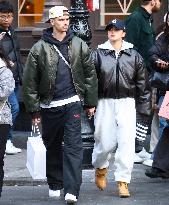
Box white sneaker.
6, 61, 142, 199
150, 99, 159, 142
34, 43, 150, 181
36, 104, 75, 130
65, 193, 77, 204
49, 189, 61, 198
134, 153, 144, 163
5, 140, 22, 154
143, 159, 153, 167
136, 148, 151, 160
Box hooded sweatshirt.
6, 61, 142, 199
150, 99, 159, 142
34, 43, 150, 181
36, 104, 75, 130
41, 27, 77, 101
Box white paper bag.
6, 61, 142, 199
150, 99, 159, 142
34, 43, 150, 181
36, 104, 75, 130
26, 126, 46, 179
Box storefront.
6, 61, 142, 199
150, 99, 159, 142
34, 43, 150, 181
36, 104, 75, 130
12, 0, 168, 49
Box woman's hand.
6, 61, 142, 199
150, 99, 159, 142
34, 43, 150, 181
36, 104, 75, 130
86, 107, 96, 119
156, 59, 169, 69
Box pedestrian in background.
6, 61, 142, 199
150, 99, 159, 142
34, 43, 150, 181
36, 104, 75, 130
92, 19, 151, 198
145, 11, 169, 178
144, 12, 169, 167
23, 5, 98, 204
0, 32, 15, 197
125, 0, 161, 164
0, 0, 23, 155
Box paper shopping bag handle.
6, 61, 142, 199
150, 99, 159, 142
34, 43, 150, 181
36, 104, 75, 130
31, 122, 41, 137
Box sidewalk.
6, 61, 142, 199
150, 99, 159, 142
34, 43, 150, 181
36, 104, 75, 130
4, 149, 151, 186
2, 132, 169, 205
4, 132, 151, 186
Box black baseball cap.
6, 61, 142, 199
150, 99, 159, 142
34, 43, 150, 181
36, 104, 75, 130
105, 19, 126, 31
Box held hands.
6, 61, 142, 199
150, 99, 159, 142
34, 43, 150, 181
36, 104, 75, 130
32, 117, 41, 124
31, 112, 41, 124
85, 107, 96, 119
156, 59, 169, 69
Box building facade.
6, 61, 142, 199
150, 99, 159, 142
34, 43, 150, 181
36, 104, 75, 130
12, 0, 168, 54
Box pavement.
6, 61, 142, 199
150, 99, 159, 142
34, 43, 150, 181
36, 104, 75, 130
2, 132, 169, 204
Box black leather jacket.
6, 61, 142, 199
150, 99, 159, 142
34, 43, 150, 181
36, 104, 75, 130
92, 41, 151, 119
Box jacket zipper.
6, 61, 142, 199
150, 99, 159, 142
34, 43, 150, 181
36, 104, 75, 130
115, 58, 120, 98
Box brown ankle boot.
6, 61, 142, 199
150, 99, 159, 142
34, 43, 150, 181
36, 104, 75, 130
95, 168, 108, 190
117, 181, 130, 197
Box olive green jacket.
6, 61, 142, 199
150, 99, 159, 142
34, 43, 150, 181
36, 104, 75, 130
23, 36, 98, 113
125, 7, 155, 71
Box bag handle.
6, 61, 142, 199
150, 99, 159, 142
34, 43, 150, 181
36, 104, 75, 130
0, 99, 7, 112
31, 123, 41, 138
53, 45, 71, 68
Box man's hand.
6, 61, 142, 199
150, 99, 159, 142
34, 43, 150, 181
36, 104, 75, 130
85, 107, 96, 119
32, 117, 41, 124
31, 112, 41, 124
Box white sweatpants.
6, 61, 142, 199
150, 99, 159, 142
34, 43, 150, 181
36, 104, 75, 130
92, 98, 136, 183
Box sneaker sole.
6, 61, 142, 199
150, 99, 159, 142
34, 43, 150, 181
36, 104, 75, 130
120, 195, 130, 198
6, 152, 21, 155
66, 199, 77, 204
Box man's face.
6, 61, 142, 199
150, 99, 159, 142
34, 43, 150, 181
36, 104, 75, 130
0, 12, 13, 30
50, 14, 70, 33
152, 0, 162, 13
108, 27, 126, 42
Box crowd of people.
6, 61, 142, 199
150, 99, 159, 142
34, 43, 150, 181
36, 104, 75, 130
0, 0, 168, 204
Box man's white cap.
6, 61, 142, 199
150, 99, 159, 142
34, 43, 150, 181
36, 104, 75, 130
49, 6, 69, 19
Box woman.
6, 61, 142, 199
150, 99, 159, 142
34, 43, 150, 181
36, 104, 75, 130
92, 19, 151, 197
0, 32, 15, 196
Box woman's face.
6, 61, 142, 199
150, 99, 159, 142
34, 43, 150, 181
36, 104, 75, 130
108, 27, 126, 42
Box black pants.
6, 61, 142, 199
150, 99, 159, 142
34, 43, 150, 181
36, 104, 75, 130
0, 124, 10, 197
41, 101, 83, 197
153, 124, 169, 173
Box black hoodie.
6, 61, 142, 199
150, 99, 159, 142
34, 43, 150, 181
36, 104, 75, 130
42, 27, 77, 101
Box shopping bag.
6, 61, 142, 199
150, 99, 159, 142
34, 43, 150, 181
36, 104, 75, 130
158, 91, 169, 120
26, 123, 46, 180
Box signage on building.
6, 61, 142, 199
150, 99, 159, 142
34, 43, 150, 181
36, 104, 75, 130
86, 0, 99, 11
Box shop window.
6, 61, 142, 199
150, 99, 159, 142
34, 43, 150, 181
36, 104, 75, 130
18, 0, 44, 27
100, 0, 141, 26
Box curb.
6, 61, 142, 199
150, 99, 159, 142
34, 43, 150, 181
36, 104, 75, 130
3, 178, 47, 186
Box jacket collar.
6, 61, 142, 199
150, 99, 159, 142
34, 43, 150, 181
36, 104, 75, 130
98, 40, 133, 56
138, 6, 153, 22
0, 26, 13, 36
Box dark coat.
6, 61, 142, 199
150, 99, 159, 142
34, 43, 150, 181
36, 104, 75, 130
125, 7, 155, 72
0, 27, 23, 85
149, 32, 169, 72
23, 35, 98, 113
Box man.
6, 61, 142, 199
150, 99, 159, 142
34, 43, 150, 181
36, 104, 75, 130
125, 0, 162, 164
92, 19, 151, 197
0, 0, 22, 154
23, 5, 98, 204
